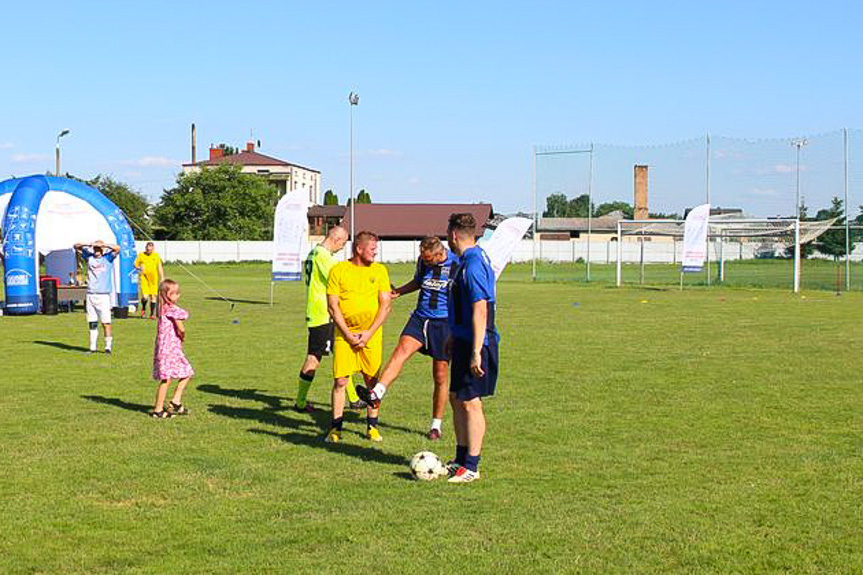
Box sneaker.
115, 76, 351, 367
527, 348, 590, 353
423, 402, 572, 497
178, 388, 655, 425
445, 459, 461, 476
105, 349, 112, 355
447, 466, 480, 483
324, 428, 341, 443
294, 403, 315, 414
366, 426, 383, 442
354, 385, 380, 409
427, 428, 441, 441
348, 399, 368, 410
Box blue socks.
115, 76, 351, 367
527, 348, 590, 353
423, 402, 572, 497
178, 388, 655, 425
464, 454, 481, 472
367, 416, 379, 429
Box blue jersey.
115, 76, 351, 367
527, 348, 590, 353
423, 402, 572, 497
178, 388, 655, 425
82, 248, 117, 294
448, 245, 497, 344
413, 250, 459, 319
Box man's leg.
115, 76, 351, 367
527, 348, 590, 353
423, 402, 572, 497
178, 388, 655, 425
449, 393, 468, 469
326, 377, 349, 442
103, 322, 113, 353
428, 359, 448, 439
357, 335, 422, 407
296, 354, 320, 411
170, 377, 191, 412
362, 372, 383, 442
462, 397, 486, 464
148, 294, 157, 318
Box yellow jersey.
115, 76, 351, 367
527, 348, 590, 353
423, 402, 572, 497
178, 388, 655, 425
134, 252, 162, 282
326, 261, 390, 332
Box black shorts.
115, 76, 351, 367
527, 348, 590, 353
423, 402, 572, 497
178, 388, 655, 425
307, 323, 334, 359
401, 313, 450, 362
450, 336, 499, 401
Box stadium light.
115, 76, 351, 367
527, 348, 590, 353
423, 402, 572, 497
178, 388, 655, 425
349, 92, 360, 243
56, 129, 70, 176
792, 138, 808, 219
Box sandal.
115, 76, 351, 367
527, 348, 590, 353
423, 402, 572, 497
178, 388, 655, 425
167, 401, 190, 415
150, 410, 175, 419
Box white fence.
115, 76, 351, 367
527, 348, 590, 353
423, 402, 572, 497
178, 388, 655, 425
138, 239, 863, 265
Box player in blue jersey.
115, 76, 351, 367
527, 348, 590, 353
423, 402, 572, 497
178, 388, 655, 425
74, 240, 120, 354
444, 213, 498, 483
354, 236, 459, 440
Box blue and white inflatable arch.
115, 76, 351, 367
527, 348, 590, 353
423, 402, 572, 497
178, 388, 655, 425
0, 175, 138, 315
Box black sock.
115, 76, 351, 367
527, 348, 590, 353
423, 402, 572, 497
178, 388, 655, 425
140, 298, 147, 310
455, 445, 468, 465
149, 301, 156, 316
367, 416, 379, 429
332, 417, 343, 430
464, 453, 481, 472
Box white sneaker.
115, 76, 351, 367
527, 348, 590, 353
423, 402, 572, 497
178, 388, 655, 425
447, 466, 480, 483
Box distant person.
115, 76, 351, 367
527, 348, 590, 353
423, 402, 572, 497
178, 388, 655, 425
151, 279, 194, 419
355, 236, 458, 440
134, 242, 164, 319
324, 231, 392, 443
444, 213, 499, 484
295, 225, 367, 413
74, 240, 120, 354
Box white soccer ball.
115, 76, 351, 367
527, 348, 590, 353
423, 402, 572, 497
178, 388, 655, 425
409, 451, 445, 481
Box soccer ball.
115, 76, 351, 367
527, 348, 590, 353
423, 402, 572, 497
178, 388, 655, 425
409, 451, 445, 481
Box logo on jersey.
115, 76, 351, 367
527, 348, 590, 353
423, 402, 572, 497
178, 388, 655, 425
422, 278, 449, 291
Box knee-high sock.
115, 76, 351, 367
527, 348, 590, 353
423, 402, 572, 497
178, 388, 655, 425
89, 329, 98, 351
296, 371, 314, 408
346, 378, 360, 403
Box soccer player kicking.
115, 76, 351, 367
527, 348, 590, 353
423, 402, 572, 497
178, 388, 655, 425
355, 236, 458, 440
74, 240, 121, 354
444, 213, 499, 484
324, 231, 392, 443
294, 226, 366, 413
134, 242, 164, 319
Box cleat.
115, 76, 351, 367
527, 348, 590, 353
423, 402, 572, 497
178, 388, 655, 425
294, 403, 316, 414
324, 428, 341, 443
447, 466, 480, 484
348, 399, 368, 410
427, 428, 441, 441
353, 385, 380, 409
105, 349, 112, 355
445, 459, 461, 476
366, 426, 383, 442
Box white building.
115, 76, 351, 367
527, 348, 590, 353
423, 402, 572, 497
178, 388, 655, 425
182, 141, 322, 204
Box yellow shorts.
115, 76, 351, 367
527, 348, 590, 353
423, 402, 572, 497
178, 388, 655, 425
139, 275, 158, 297
332, 329, 383, 379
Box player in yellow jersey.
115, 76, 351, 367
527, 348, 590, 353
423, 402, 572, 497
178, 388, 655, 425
134, 242, 164, 319
294, 225, 365, 412
324, 231, 392, 443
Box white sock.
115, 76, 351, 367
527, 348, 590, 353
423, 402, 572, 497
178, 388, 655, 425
105, 336, 113, 351
431, 418, 442, 431
372, 383, 387, 399
89, 330, 98, 351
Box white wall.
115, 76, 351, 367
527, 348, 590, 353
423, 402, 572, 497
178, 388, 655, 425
136, 239, 863, 264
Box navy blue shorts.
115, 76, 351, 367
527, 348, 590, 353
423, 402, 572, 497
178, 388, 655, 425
450, 336, 499, 401
401, 313, 450, 362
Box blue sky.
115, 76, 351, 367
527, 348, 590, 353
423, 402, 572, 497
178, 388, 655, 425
1, 1, 862, 215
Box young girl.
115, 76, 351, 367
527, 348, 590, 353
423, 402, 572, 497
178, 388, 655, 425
151, 279, 194, 418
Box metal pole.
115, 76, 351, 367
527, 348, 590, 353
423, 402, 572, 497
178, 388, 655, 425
616, 222, 622, 287
794, 218, 800, 293
639, 229, 645, 285
349, 92, 359, 243
532, 146, 537, 281
586, 143, 594, 282
705, 133, 711, 286
719, 232, 725, 282
796, 142, 801, 218
844, 128, 850, 290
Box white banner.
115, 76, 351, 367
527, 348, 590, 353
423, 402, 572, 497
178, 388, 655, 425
480, 217, 533, 279
681, 203, 710, 273
272, 190, 309, 281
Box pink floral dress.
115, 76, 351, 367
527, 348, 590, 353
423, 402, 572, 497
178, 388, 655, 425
153, 303, 195, 381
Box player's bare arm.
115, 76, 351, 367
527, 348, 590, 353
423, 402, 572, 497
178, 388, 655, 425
356, 290, 392, 349
471, 299, 487, 377
391, 278, 420, 299
327, 294, 359, 343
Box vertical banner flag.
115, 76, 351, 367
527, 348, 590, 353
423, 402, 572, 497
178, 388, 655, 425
681, 203, 711, 273
272, 190, 309, 281
479, 217, 533, 279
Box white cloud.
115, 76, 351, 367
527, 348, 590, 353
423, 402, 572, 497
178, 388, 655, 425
11, 153, 49, 164
0, 142, 13, 150
749, 187, 780, 197
365, 148, 401, 157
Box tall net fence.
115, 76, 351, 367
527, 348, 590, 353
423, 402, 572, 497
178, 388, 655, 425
533, 129, 863, 291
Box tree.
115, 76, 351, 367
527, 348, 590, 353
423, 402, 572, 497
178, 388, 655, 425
154, 165, 277, 240
566, 194, 591, 218
356, 189, 372, 204
323, 189, 339, 205
88, 175, 154, 238
813, 197, 847, 260
543, 193, 569, 217
594, 201, 633, 219
217, 143, 238, 156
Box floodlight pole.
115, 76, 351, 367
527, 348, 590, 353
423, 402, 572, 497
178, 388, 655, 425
792, 138, 808, 218
532, 146, 537, 281
843, 128, 850, 290
705, 132, 711, 286
587, 143, 594, 281
615, 221, 622, 287
793, 218, 801, 293
349, 91, 360, 244
55, 129, 70, 176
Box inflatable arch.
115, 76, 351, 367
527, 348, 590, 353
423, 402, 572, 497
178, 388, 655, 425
0, 175, 138, 315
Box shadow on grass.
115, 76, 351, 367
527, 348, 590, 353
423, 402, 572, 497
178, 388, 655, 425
204, 297, 270, 305
197, 384, 283, 408
208, 403, 326, 431
249, 428, 410, 466
392, 471, 416, 481
82, 395, 151, 414
34, 340, 90, 352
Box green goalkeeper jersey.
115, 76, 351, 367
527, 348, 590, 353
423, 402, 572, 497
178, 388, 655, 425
304, 244, 337, 327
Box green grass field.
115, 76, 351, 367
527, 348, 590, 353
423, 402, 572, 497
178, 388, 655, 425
1, 263, 861, 574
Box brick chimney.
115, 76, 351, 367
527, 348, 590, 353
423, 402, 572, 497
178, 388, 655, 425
245, 141, 255, 152
209, 146, 224, 161
634, 165, 648, 220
